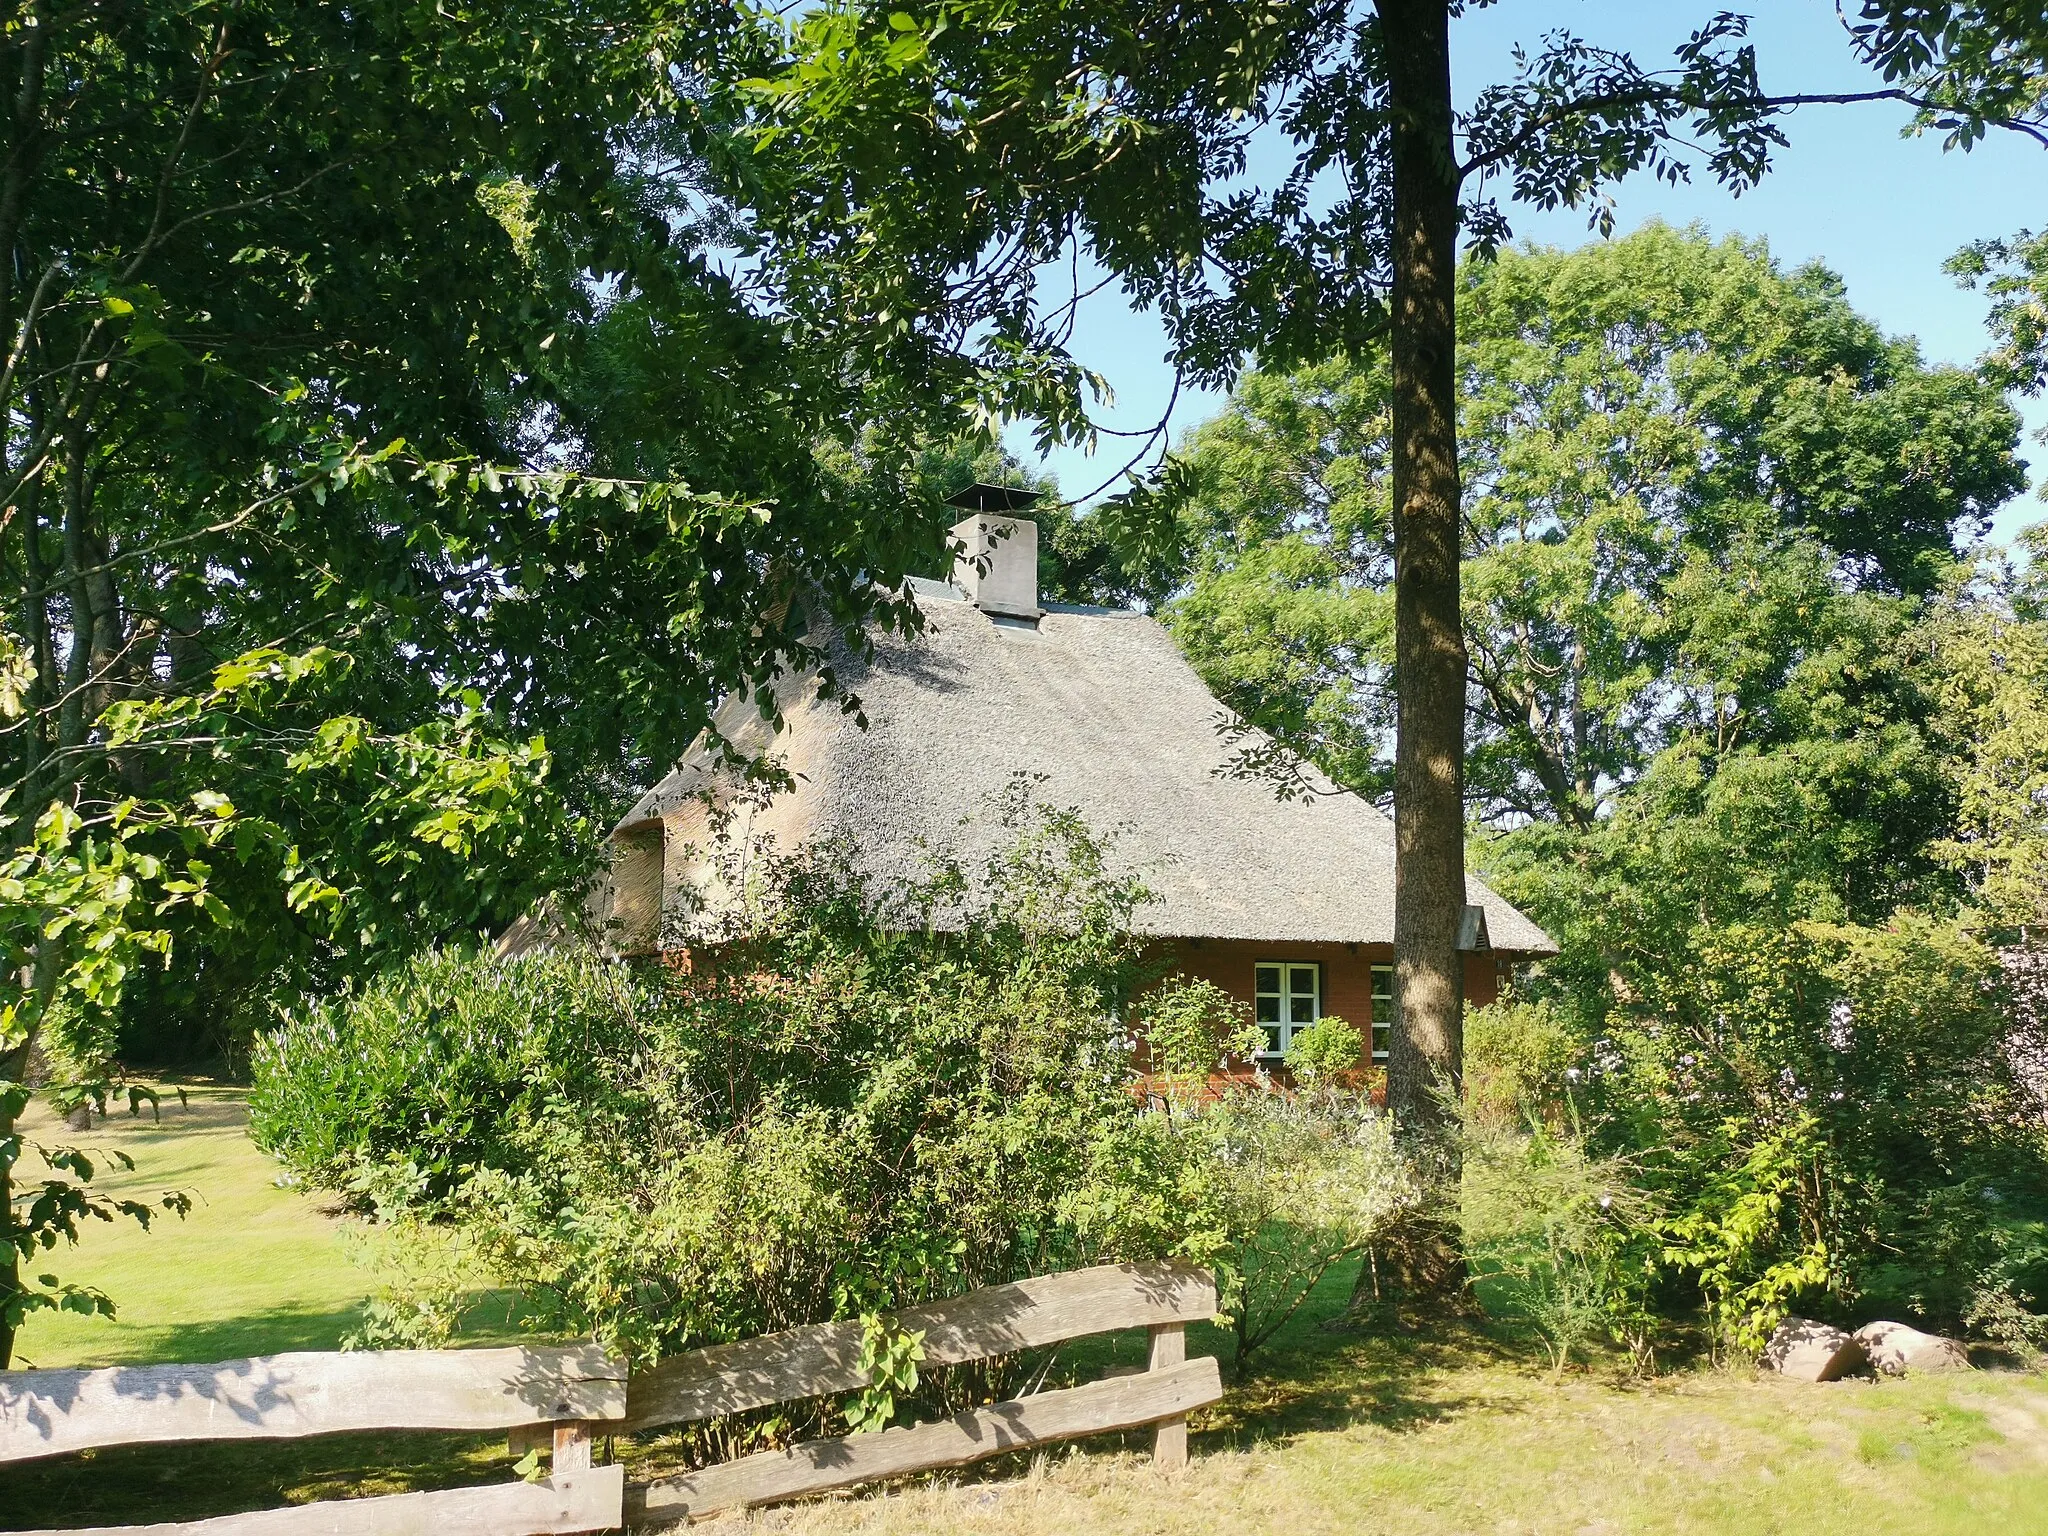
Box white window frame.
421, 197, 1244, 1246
1254, 960, 1321, 1059
1370, 962, 1395, 1062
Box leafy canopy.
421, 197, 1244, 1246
1164, 224, 2024, 826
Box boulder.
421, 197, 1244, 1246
1763, 1318, 1867, 1382
1854, 1321, 1972, 1375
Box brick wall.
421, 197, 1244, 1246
1137, 936, 1507, 1083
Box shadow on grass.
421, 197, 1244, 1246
11, 1305, 371, 1373
1, 1424, 516, 1532
1199, 1320, 1529, 1448
14, 1286, 545, 1375
1187, 1259, 1538, 1454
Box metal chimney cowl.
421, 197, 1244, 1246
950, 513, 1041, 620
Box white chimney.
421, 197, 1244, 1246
950, 513, 1040, 621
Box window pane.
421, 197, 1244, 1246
1261, 1024, 1282, 1055
1256, 996, 1281, 1023
1289, 966, 1316, 994
1256, 966, 1281, 995
1373, 1022, 1390, 1061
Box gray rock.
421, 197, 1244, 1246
1764, 1318, 1867, 1382
1853, 1321, 1972, 1375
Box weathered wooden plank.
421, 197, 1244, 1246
1147, 1323, 1188, 1469
0, 1345, 628, 1464
628, 1356, 1223, 1525
555, 1419, 595, 1473
12, 1467, 624, 1536
623, 1260, 1216, 1433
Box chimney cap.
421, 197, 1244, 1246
943, 481, 1045, 514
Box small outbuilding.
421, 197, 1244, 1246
586, 490, 1555, 1072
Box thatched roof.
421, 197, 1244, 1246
616, 576, 1555, 955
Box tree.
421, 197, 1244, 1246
0, 1, 965, 1365
1850, 2, 2048, 151
1167, 225, 2024, 832
735, 2, 2039, 1194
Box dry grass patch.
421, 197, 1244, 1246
705, 1345, 2048, 1536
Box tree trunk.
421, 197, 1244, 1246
0, 1000, 48, 1371
1, 1080, 20, 1370
1379, 0, 1465, 1134
1376, 0, 1467, 1301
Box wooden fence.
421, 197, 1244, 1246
0, 1260, 1222, 1534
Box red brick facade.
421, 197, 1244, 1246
1138, 937, 1507, 1086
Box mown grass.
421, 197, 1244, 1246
11, 1083, 374, 1370
729, 1317, 2048, 1536
6, 1083, 521, 1531
8, 1091, 2048, 1534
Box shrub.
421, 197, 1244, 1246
255, 802, 1260, 1448
250, 946, 647, 1210
1530, 913, 2048, 1354
1139, 975, 1262, 1089
1464, 1118, 1660, 1376
1165, 1083, 1416, 1375
1464, 994, 1581, 1130
1283, 1013, 1364, 1089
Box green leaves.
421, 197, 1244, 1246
249, 802, 1179, 1389
1161, 226, 2021, 826
1850, 2, 2048, 151
1949, 228, 2048, 400
848, 1313, 927, 1433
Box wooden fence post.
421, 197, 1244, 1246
554, 1421, 593, 1474
1147, 1323, 1187, 1469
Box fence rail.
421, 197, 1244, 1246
0, 1344, 626, 1462
1, 1260, 1221, 1534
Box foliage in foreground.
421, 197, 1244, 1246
255, 808, 1409, 1446
0, 0, 972, 1367
1461, 928, 2048, 1369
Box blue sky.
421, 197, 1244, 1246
1002, 0, 2048, 545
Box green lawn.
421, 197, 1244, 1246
6, 1085, 520, 1532
7, 1090, 2048, 1534
744, 1335, 2048, 1536
11, 1083, 373, 1369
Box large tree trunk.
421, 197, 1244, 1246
1376, 0, 1468, 1300
1379, 0, 1466, 1134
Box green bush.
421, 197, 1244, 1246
1283, 1013, 1364, 1089
1463, 1119, 1660, 1376
1464, 994, 1581, 1131
1157, 1082, 1415, 1375
249, 947, 648, 1211
1139, 974, 1262, 1088
1512, 914, 2048, 1354
254, 805, 1234, 1414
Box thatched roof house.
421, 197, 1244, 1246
590, 496, 1554, 1065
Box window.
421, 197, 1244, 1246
1370, 963, 1395, 1062
1254, 961, 1320, 1057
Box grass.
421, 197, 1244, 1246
10, 1082, 374, 1369
719, 1319, 2048, 1536
7, 1091, 2048, 1534
6, 1083, 526, 1532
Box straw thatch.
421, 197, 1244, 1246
607, 577, 1554, 955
